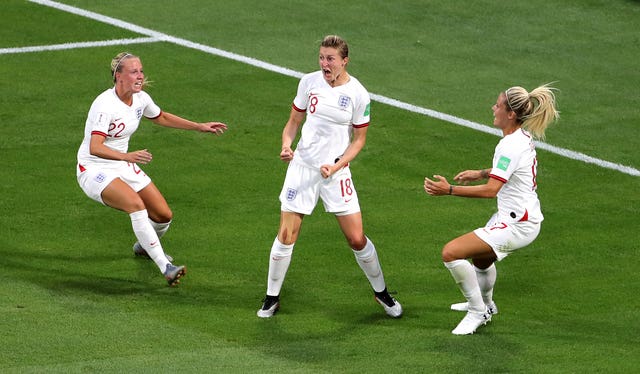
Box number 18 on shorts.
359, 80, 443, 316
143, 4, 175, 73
279, 159, 360, 216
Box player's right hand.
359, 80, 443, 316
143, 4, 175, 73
128, 149, 153, 164
453, 169, 482, 185
280, 147, 294, 162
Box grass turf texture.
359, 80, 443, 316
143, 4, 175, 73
1, 0, 639, 372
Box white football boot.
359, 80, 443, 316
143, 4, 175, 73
257, 296, 280, 318
451, 309, 492, 335
374, 292, 403, 318
450, 300, 498, 315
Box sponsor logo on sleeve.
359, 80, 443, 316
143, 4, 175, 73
497, 156, 511, 171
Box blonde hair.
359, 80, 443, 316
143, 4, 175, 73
505, 83, 560, 139
320, 35, 349, 59
111, 52, 136, 83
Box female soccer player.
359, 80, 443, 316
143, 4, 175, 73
424, 84, 559, 334
76, 52, 227, 286
257, 35, 402, 318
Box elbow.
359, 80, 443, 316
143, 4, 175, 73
351, 139, 366, 153
481, 184, 501, 198
483, 178, 503, 198
89, 148, 105, 160
483, 188, 501, 198
89, 145, 99, 157
89, 143, 105, 158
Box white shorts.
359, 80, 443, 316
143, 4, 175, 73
76, 162, 151, 205
473, 212, 541, 261
279, 158, 361, 216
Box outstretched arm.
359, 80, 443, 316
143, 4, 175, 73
150, 111, 227, 135
453, 168, 491, 185
424, 173, 503, 198
89, 134, 153, 164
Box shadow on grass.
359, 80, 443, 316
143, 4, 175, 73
0, 242, 234, 304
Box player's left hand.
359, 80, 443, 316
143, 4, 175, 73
424, 175, 450, 196
200, 122, 228, 135
320, 164, 334, 179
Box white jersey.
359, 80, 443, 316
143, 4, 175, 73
292, 71, 371, 168
76, 87, 161, 172
489, 128, 543, 224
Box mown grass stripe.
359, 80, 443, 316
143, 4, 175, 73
26, 0, 640, 177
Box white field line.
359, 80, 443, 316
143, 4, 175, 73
0, 37, 160, 54
24, 0, 640, 177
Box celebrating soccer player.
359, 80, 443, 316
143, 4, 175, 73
76, 52, 227, 286
424, 84, 559, 334
257, 35, 402, 318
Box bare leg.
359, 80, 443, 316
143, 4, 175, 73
101, 179, 170, 272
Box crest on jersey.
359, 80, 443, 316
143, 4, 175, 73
338, 95, 350, 109
94, 172, 106, 184
286, 188, 297, 201
136, 107, 143, 120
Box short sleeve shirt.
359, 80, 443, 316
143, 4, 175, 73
292, 71, 371, 168
489, 128, 543, 223
77, 88, 161, 169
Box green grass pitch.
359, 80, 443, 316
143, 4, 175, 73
1, 0, 639, 372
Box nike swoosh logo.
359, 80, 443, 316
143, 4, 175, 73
150, 241, 158, 246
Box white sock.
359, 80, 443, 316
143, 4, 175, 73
352, 237, 386, 293
266, 237, 294, 296
444, 260, 485, 313
150, 219, 171, 238
130, 210, 170, 272
474, 264, 496, 305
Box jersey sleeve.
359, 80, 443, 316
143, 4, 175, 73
139, 91, 162, 119
292, 74, 311, 112
90, 112, 111, 137
352, 86, 371, 128
87, 98, 113, 137
489, 140, 523, 183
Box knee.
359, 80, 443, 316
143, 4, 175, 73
148, 207, 172, 223
106, 192, 146, 214
347, 235, 367, 250
278, 227, 298, 245
473, 258, 495, 270
441, 241, 461, 263
157, 208, 173, 223
128, 199, 147, 213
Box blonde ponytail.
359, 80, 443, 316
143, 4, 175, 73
505, 83, 560, 139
